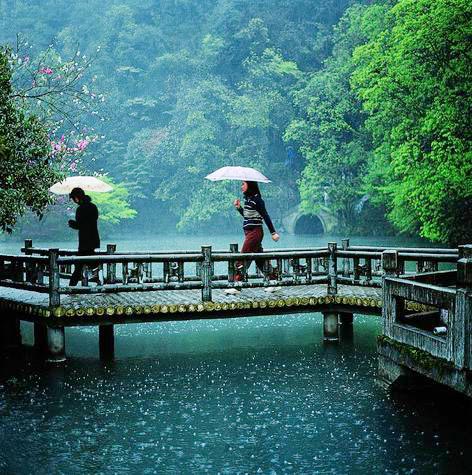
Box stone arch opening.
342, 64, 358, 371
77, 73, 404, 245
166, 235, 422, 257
294, 215, 324, 235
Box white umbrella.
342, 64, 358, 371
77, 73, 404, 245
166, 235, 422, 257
205, 166, 271, 183
49, 176, 113, 195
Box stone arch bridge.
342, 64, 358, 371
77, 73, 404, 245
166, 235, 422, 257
281, 205, 337, 235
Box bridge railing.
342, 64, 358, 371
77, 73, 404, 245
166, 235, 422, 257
336, 239, 458, 288
0, 240, 465, 312
381, 245, 472, 370
0, 254, 50, 293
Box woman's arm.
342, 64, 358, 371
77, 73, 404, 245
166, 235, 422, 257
234, 199, 244, 216
254, 196, 277, 235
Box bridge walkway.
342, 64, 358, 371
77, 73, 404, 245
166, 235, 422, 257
0, 283, 382, 324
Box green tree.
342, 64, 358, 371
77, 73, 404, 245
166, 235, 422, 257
285, 3, 388, 233
352, 0, 472, 244
0, 48, 61, 232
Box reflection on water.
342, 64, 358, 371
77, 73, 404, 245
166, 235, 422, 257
1, 315, 472, 474
1, 235, 470, 474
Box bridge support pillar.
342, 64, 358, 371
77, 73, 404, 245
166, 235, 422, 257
99, 324, 115, 360
46, 327, 66, 363
0, 318, 21, 350
339, 313, 353, 326
339, 313, 354, 342
323, 312, 339, 341
34, 323, 48, 354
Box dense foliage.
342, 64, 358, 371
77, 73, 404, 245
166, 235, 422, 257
285, 3, 390, 234
1, 0, 470, 243
0, 0, 354, 233
352, 0, 472, 244
288, 0, 471, 243
0, 48, 61, 232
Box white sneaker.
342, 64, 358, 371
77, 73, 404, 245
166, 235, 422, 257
264, 287, 279, 293
224, 288, 241, 295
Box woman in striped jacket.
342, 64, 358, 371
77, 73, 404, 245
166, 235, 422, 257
233, 181, 280, 281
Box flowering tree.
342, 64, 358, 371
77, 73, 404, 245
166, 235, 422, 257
0, 39, 105, 232
10, 37, 105, 172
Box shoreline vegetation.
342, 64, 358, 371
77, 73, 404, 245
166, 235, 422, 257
0, 0, 470, 245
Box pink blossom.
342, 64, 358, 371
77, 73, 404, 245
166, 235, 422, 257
39, 67, 54, 75
76, 139, 89, 151
69, 161, 78, 172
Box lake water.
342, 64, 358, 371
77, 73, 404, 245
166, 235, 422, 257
1, 233, 471, 474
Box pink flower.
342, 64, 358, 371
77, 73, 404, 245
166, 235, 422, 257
69, 161, 78, 172
39, 67, 54, 75
76, 139, 89, 151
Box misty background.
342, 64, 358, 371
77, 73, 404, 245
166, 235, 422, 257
1, 0, 470, 244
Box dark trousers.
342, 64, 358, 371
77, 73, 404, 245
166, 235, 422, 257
69, 249, 97, 286
236, 227, 265, 277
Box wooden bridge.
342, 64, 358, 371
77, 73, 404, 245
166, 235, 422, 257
1, 237, 467, 362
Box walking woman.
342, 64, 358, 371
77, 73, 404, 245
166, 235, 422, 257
233, 181, 280, 281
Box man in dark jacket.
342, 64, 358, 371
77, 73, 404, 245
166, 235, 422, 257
68, 187, 101, 285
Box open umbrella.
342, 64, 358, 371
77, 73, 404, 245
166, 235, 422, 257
205, 166, 271, 183
49, 176, 113, 195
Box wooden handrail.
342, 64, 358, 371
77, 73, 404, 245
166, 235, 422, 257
57, 254, 203, 264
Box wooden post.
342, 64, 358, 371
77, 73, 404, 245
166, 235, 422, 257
136, 263, 144, 284
397, 257, 405, 275
48, 249, 60, 308
339, 312, 353, 326
24, 238, 33, 252
457, 257, 472, 290
46, 327, 66, 363
163, 261, 170, 283
306, 257, 312, 283
342, 238, 350, 277
457, 245, 472, 371
14, 259, 25, 283
24, 239, 33, 282
277, 258, 283, 282
353, 256, 360, 282
106, 244, 117, 284
201, 245, 212, 302
327, 242, 337, 296
292, 258, 300, 283
458, 244, 472, 259
382, 250, 398, 277
123, 262, 129, 285
365, 258, 372, 282
323, 312, 339, 342
228, 243, 238, 282
81, 265, 89, 287
178, 262, 184, 283
99, 324, 114, 360
263, 259, 271, 284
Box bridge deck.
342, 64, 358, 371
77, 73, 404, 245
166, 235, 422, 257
0, 283, 383, 324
